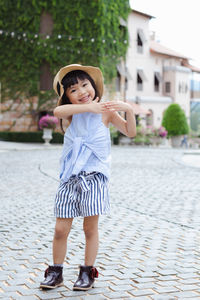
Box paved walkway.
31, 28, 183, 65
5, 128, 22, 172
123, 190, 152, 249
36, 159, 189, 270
1, 142, 200, 299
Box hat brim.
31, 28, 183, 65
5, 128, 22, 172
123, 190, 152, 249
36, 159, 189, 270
53, 64, 104, 100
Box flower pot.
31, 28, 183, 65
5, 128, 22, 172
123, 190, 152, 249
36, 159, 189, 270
150, 137, 161, 147
171, 135, 182, 148
42, 128, 53, 145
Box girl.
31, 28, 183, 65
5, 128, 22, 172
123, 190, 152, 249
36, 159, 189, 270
40, 64, 136, 291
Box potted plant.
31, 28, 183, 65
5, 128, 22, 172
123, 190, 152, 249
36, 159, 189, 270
162, 104, 189, 147
153, 126, 168, 146
39, 114, 58, 144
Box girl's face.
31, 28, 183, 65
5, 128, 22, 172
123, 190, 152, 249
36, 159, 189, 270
66, 78, 95, 105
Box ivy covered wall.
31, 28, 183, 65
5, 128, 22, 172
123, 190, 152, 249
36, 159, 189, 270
0, 0, 130, 104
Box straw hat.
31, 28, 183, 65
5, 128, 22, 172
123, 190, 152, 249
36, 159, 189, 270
53, 64, 104, 100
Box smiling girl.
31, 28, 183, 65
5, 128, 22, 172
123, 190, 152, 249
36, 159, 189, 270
40, 64, 136, 291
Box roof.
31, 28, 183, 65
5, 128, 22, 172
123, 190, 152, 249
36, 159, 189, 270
150, 40, 188, 59
131, 9, 155, 19
182, 59, 200, 73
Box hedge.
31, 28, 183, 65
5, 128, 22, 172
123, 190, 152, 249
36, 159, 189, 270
0, 131, 63, 143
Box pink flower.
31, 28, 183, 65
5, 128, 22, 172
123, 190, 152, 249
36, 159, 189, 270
39, 114, 58, 130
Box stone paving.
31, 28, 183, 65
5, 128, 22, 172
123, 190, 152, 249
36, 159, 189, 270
1, 144, 200, 299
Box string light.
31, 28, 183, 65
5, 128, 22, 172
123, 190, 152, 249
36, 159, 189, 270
0, 29, 128, 44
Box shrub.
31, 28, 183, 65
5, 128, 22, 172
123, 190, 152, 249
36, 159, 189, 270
162, 103, 189, 137
0, 131, 63, 143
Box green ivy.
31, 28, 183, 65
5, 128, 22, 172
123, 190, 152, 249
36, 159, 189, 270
0, 0, 130, 106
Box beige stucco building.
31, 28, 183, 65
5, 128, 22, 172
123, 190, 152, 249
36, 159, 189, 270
124, 9, 192, 128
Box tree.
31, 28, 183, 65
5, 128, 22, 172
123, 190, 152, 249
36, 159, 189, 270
162, 103, 189, 136
0, 0, 130, 105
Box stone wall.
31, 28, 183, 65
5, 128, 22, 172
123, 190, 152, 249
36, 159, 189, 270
0, 96, 56, 132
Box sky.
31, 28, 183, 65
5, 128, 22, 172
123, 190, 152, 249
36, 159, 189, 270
129, 0, 200, 67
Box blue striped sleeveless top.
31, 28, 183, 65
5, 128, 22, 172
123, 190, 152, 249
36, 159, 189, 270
59, 112, 111, 183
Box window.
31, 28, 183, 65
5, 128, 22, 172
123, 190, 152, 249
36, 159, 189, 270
185, 84, 188, 93
165, 82, 171, 93
137, 73, 143, 91
137, 69, 147, 91
154, 72, 162, 92
125, 78, 128, 90
178, 83, 182, 93
178, 82, 188, 94
116, 71, 121, 92
116, 64, 131, 92
154, 75, 159, 92
137, 29, 145, 54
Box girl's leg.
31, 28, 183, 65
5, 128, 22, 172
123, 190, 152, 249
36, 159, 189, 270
83, 215, 99, 266
73, 215, 99, 291
53, 217, 73, 264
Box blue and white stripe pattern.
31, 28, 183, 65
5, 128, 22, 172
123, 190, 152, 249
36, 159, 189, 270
54, 172, 110, 218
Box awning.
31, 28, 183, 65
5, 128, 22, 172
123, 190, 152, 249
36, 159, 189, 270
127, 101, 151, 115
137, 69, 147, 81
119, 17, 127, 27
137, 29, 146, 43
155, 71, 162, 82
117, 64, 132, 80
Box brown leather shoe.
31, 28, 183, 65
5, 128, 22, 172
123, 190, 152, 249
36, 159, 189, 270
73, 265, 98, 291
40, 266, 63, 289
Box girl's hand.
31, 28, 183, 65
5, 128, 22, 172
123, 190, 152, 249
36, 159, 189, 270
103, 101, 133, 113
89, 98, 118, 114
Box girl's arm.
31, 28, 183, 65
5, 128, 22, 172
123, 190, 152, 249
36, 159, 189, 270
54, 98, 106, 119
105, 101, 136, 138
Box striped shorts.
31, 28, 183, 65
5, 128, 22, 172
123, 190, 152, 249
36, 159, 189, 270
54, 172, 110, 218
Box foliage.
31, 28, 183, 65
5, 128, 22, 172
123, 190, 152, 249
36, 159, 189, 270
152, 126, 168, 138
0, 131, 63, 143
39, 114, 58, 129
109, 124, 120, 144
0, 0, 130, 105
136, 125, 167, 138
162, 103, 189, 137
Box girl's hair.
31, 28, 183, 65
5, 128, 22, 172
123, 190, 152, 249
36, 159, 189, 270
57, 70, 99, 132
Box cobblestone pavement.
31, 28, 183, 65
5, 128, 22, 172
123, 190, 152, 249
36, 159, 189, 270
1, 145, 200, 300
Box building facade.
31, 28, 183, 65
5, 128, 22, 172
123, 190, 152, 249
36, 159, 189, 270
124, 9, 192, 128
